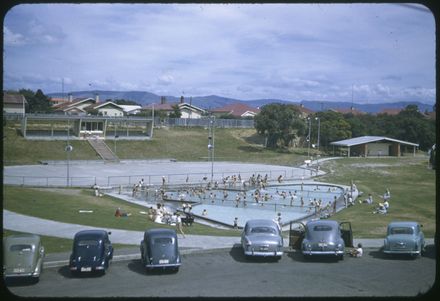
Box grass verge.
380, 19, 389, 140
319, 156, 435, 238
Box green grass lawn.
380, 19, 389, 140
318, 156, 436, 238
3, 186, 240, 237
3, 125, 309, 166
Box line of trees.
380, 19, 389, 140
255, 103, 435, 151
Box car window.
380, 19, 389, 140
10, 244, 32, 252
77, 240, 100, 247
313, 225, 333, 231
250, 227, 277, 234
154, 237, 173, 244
390, 227, 414, 235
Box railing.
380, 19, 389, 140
4, 167, 314, 188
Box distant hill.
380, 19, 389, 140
47, 90, 434, 113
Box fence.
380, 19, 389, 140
4, 168, 313, 188
156, 117, 254, 128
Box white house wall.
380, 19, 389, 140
180, 109, 202, 119
99, 107, 124, 117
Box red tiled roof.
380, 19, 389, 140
332, 107, 365, 115
211, 103, 260, 117
378, 108, 402, 115
3, 93, 27, 105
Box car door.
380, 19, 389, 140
289, 222, 305, 250
339, 222, 353, 248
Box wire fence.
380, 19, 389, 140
4, 167, 318, 188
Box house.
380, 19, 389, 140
377, 108, 402, 115
118, 105, 142, 115
210, 103, 260, 118
330, 136, 419, 157
144, 96, 205, 119
3, 92, 27, 115
87, 101, 125, 117
49, 97, 68, 106
53, 95, 96, 115
331, 107, 365, 115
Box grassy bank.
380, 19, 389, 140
3, 125, 309, 166
3, 186, 240, 238
320, 156, 435, 238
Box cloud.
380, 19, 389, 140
2, 3, 435, 105
3, 26, 27, 45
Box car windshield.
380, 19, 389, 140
250, 227, 277, 234
313, 225, 333, 231
10, 244, 32, 252
154, 237, 173, 245
390, 227, 414, 235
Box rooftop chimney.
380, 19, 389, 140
180, 96, 184, 104
68, 93, 73, 102
95, 93, 99, 103
160, 96, 166, 104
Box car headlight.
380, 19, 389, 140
337, 243, 343, 250
244, 238, 252, 246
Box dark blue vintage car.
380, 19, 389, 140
140, 228, 181, 272
69, 230, 113, 275
289, 220, 353, 260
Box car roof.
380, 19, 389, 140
4, 234, 41, 247
245, 219, 277, 227
306, 220, 339, 228
388, 221, 419, 228
145, 228, 177, 237
74, 229, 108, 240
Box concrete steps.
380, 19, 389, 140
87, 138, 119, 163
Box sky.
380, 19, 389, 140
3, 3, 436, 104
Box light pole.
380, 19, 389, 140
114, 122, 118, 154
306, 117, 311, 158
208, 115, 215, 183
315, 116, 321, 174
315, 117, 320, 152
65, 118, 73, 187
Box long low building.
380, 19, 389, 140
330, 136, 419, 157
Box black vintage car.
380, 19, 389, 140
69, 230, 113, 275
140, 228, 181, 272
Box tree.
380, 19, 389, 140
168, 104, 182, 118
314, 111, 351, 147
254, 103, 305, 148
19, 89, 52, 113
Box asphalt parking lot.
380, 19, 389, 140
6, 246, 437, 298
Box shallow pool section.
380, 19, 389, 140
159, 182, 354, 228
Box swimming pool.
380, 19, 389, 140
145, 182, 353, 228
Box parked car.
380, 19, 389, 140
140, 228, 181, 272
3, 234, 45, 282
383, 221, 425, 257
241, 219, 283, 259
69, 230, 113, 275
289, 220, 353, 260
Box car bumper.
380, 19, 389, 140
4, 271, 40, 278
383, 249, 421, 255
244, 250, 283, 257
69, 265, 106, 272
303, 250, 344, 256
145, 263, 181, 269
